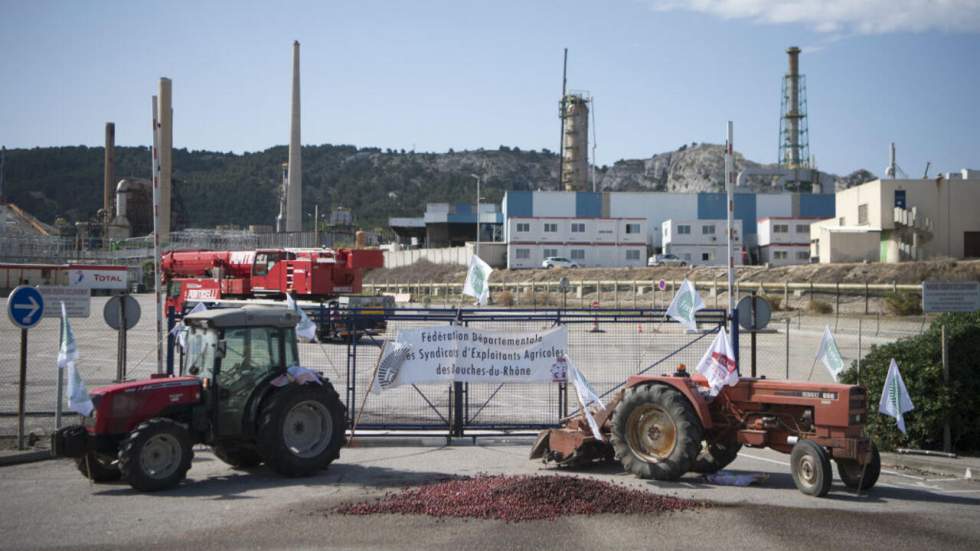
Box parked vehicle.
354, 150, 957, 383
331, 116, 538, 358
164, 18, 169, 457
541, 257, 579, 269
647, 254, 687, 267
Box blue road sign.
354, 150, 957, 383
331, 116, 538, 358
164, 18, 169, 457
7, 286, 45, 329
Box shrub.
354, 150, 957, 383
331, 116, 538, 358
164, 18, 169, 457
806, 299, 833, 314
495, 290, 514, 307
884, 291, 923, 316
839, 312, 980, 452
518, 291, 557, 307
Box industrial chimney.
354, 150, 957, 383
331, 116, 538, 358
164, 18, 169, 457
560, 94, 590, 192
158, 78, 173, 242
104, 122, 115, 222
285, 40, 303, 232
778, 47, 809, 170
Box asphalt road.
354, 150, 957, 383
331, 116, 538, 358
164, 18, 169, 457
1, 443, 977, 550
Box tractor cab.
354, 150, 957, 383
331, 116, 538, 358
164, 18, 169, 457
53, 305, 347, 492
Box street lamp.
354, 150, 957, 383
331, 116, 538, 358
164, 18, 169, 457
470, 174, 481, 261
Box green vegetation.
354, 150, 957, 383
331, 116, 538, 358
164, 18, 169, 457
840, 312, 980, 452
883, 291, 923, 316
1, 145, 558, 230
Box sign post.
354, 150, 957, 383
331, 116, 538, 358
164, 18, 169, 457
104, 294, 141, 382
7, 286, 45, 450
921, 281, 979, 454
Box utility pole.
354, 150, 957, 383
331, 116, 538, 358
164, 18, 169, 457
725, 121, 736, 328
471, 174, 481, 261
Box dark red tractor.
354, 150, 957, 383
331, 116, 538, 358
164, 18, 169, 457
531, 366, 881, 497
52, 306, 347, 491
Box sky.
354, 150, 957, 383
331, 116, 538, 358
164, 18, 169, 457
1, 0, 979, 176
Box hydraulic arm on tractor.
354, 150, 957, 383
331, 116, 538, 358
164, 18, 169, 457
531, 367, 880, 497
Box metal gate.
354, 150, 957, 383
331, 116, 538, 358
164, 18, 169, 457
326, 307, 730, 436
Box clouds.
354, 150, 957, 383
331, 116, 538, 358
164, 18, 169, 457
649, 0, 980, 34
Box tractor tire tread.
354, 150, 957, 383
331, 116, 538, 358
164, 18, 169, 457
118, 417, 194, 492
256, 383, 347, 478
610, 383, 703, 481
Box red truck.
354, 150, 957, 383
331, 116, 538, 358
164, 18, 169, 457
161, 248, 389, 339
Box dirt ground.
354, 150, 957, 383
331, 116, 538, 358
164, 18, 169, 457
365, 258, 980, 286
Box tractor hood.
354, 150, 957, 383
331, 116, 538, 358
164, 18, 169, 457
91, 376, 201, 398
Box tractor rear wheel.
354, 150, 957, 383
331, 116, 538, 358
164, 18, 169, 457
118, 418, 194, 492
257, 384, 346, 478
691, 431, 742, 474
790, 440, 832, 497
213, 445, 263, 469
75, 451, 122, 482
610, 384, 703, 481
837, 442, 881, 491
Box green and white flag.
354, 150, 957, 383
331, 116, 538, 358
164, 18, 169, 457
815, 325, 845, 381
286, 294, 318, 343
879, 358, 914, 434
58, 302, 93, 417
665, 279, 705, 331
463, 254, 493, 306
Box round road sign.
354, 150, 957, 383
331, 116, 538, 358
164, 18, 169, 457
7, 286, 45, 329
103, 295, 141, 331
558, 277, 570, 292
658, 279, 667, 291
736, 295, 772, 331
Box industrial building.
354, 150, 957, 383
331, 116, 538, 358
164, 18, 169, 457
389, 203, 502, 248
757, 217, 820, 265
506, 216, 646, 269
662, 219, 743, 266
501, 190, 834, 253
810, 170, 980, 263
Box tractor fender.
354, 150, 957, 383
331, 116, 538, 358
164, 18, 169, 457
624, 375, 713, 430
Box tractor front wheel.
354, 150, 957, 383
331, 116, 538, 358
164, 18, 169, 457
257, 384, 346, 478
837, 442, 881, 491
610, 384, 703, 481
75, 451, 122, 482
790, 440, 832, 497
118, 418, 194, 492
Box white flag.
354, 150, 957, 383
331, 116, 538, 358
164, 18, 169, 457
815, 326, 846, 382
567, 358, 605, 442
666, 279, 705, 331
879, 359, 915, 434
462, 254, 493, 306
172, 302, 207, 351
695, 327, 738, 396
58, 302, 93, 417
286, 294, 318, 343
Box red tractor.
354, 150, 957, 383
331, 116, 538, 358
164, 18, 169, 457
531, 367, 881, 497
52, 306, 347, 491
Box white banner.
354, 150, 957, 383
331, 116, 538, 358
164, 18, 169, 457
372, 325, 568, 391
695, 327, 738, 396
462, 255, 493, 306
666, 279, 705, 331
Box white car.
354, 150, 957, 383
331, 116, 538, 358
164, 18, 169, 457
647, 253, 687, 267
542, 257, 579, 269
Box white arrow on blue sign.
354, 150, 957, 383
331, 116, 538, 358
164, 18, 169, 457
7, 286, 45, 329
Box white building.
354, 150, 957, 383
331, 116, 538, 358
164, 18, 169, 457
757, 217, 818, 265
506, 217, 646, 269
662, 219, 743, 266
810, 170, 980, 263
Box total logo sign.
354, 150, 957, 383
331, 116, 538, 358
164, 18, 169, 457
69, 267, 128, 290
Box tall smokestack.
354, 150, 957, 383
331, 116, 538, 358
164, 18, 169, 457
786, 47, 801, 168
158, 78, 173, 242
285, 40, 302, 232
103, 122, 115, 221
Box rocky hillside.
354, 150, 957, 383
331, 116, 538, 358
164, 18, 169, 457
0, 144, 875, 232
